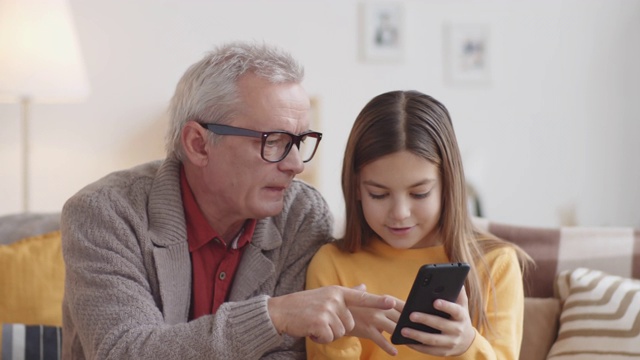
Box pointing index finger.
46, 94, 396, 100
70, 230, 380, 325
344, 288, 395, 309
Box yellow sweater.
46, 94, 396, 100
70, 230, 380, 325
305, 238, 524, 360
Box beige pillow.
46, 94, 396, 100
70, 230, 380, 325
547, 267, 640, 359
520, 297, 561, 360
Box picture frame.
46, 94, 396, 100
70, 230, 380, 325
359, 2, 404, 63
444, 23, 491, 85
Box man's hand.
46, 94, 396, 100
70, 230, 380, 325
267, 285, 395, 345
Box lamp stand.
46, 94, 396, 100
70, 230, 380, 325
20, 97, 31, 213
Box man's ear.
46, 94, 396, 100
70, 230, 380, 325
181, 121, 210, 167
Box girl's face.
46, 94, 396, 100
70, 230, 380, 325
358, 150, 442, 249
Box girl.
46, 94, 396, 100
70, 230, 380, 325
306, 90, 532, 359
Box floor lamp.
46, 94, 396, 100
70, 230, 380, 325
0, 0, 90, 212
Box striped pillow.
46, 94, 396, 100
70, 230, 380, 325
0, 324, 62, 360
547, 268, 640, 359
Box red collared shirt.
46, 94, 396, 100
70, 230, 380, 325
180, 167, 256, 320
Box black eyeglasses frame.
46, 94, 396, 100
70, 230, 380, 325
198, 122, 322, 163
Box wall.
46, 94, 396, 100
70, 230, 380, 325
0, 0, 639, 228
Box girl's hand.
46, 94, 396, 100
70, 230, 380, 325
347, 285, 403, 356
402, 286, 476, 357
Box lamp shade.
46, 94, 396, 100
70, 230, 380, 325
0, 0, 90, 103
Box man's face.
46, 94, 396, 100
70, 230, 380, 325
202, 74, 311, 222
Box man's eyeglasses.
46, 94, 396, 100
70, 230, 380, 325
199, 123, 322, 163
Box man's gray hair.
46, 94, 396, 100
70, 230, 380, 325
165, 41, 305, 160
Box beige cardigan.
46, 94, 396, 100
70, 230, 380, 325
61, 157, 333, 359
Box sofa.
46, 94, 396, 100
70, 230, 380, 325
1, 212, 639, 360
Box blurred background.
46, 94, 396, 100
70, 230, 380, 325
0, 0, 638, 228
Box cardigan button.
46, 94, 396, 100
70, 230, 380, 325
218, 271, 226, 280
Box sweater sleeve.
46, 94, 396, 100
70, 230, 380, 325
451, 247, 525, 360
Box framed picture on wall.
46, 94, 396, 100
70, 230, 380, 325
444, 23, 491, 85
359, 2, 404, 63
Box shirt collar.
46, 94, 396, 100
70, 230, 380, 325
234, 218, 256, 250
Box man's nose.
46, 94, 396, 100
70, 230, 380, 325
279, 144, 305, 175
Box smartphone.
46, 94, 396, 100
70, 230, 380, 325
390, 262, 470, 345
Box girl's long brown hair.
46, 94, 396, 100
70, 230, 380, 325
340, 90, 531, 333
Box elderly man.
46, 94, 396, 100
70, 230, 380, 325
61, 41, 395, 359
